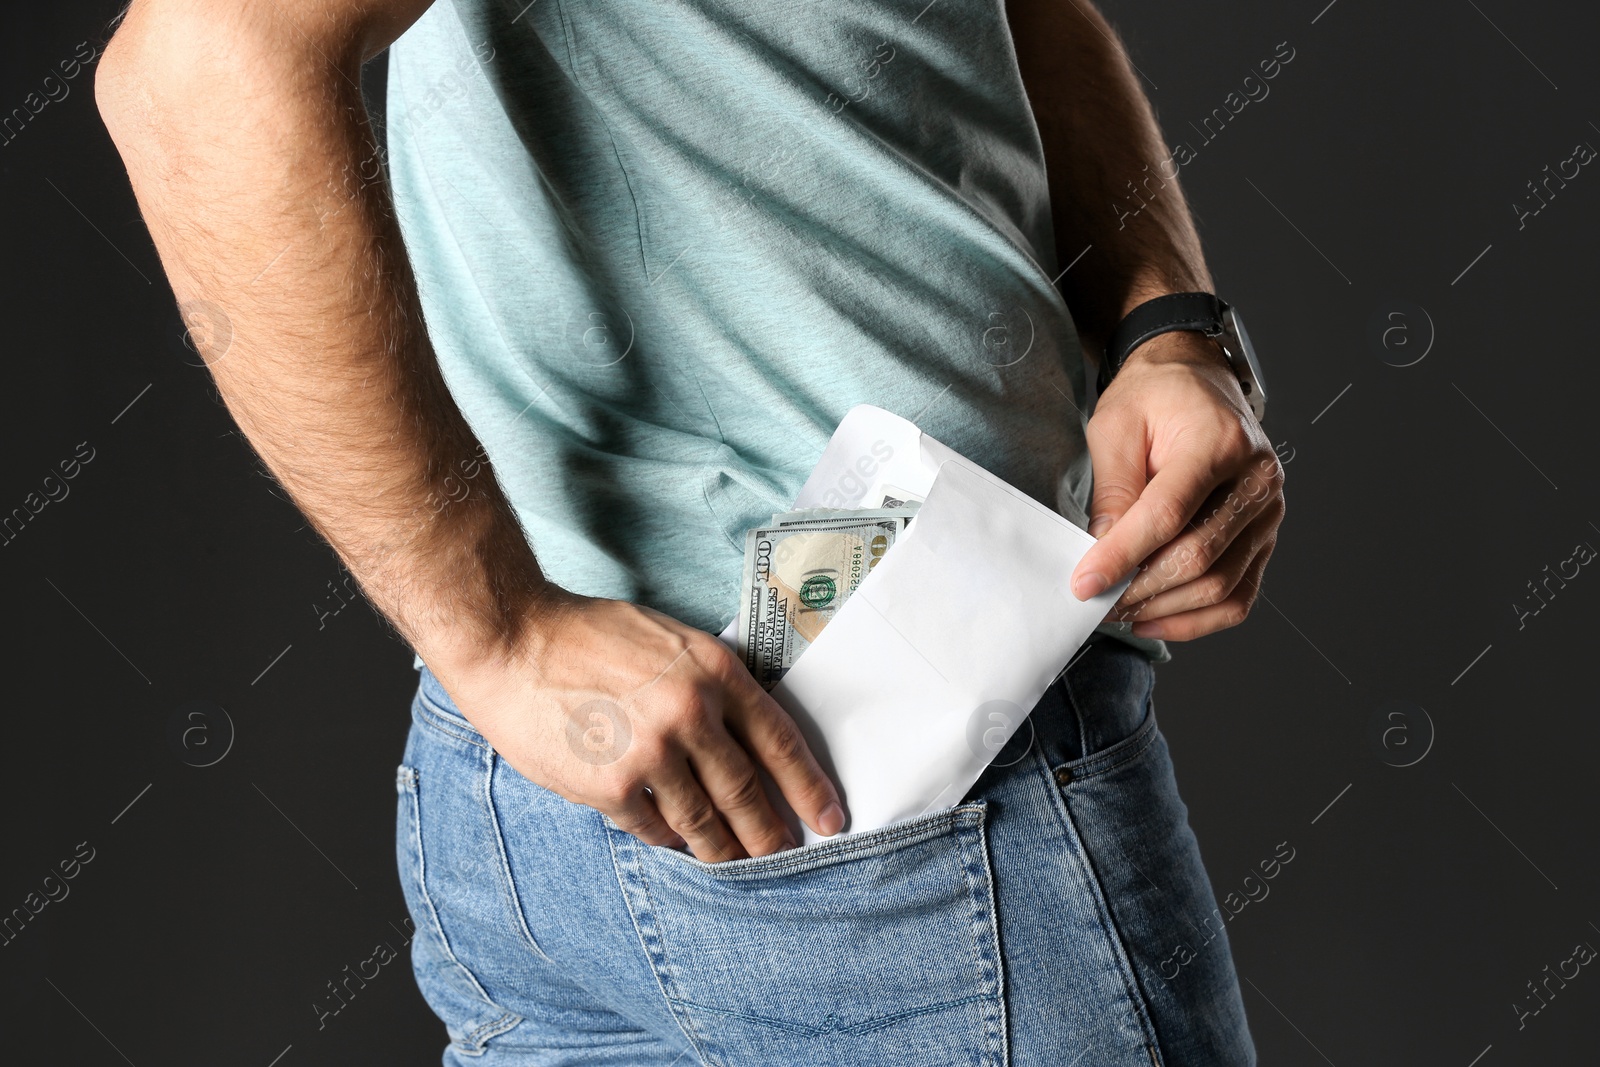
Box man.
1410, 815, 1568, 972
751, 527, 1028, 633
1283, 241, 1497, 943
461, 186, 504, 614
97, 0, 1283, 1062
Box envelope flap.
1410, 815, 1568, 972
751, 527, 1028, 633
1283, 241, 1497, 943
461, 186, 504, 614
790, 405, 936, 509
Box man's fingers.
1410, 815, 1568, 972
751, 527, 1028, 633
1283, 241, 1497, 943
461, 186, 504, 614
1072, 453, 1220, 601
607, 792, 687, 850
1115, 475, 1281, 609
688, 729, 797, 857
726, 682, 847, 839
1130, 534, 1276, 642
650, 763, 747, 863
1114, 509, 1277, 624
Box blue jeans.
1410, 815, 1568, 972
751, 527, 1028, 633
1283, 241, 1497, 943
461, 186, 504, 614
395, 635, 1256, 1065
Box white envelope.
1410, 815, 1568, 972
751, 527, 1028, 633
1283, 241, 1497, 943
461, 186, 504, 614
721, 405, 1129, 844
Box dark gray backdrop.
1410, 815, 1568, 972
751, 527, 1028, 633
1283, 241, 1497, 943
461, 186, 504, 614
3, 1, 1595, 1063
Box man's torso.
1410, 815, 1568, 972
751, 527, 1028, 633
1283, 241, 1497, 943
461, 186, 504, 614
386, 0, 1166, 661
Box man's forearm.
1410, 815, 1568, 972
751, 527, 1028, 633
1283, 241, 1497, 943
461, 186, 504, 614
98, 1, 550, 670
1008, 0, 1214, 360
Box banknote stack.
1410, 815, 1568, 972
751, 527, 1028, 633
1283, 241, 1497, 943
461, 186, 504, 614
737, 489, 925, 690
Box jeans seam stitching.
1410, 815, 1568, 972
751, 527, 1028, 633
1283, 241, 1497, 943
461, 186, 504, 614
1073, 827, 1165, 1056
963, 807, 1009, 1066
1061, 667, 1091, 760
665, 992, 996, 1035
400, 766, 525, 1051
651, 805, 985, 879
1064, 714, 1160, 781
483, 748, 555, 965
458, 1011, 520, 1049
1031, 744, 1164, 1053
607, 825, 716, 1065
414, 690, 487, 750
1056, 654, 1159, 780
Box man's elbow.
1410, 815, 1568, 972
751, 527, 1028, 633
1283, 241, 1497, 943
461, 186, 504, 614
94, 8, 150, 141
99, 6, 245, 150
96, 1, 363, 151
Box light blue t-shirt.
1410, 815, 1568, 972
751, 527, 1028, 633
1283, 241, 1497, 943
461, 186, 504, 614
387, 0, 1167, 664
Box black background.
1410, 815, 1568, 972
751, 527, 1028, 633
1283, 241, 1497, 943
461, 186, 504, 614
3, 1, 1596, 1063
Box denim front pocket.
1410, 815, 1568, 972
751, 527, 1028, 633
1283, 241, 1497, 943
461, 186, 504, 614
608, 802, 1008, 1067
1041, 645, 1257, 1061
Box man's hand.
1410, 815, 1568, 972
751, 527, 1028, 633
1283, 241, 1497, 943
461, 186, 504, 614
1069, 333, 1286, 641
1007, 0, 1288, 639
436, 593, 847, 862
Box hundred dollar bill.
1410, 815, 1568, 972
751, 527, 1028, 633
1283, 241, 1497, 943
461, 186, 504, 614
768, 504, 920, 526
873, 484, 925, 508
737, 511, 913, 690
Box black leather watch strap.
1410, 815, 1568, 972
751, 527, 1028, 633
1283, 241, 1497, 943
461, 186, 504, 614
1098, 292, 1226, 393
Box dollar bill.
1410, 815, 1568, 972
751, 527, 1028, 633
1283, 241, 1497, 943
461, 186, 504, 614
873, 484, 925, 508
768, 504, 920, 526
737, 509, 914, 689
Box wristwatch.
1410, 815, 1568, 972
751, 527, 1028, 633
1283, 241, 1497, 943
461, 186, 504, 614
1097, 292, 1268, 423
